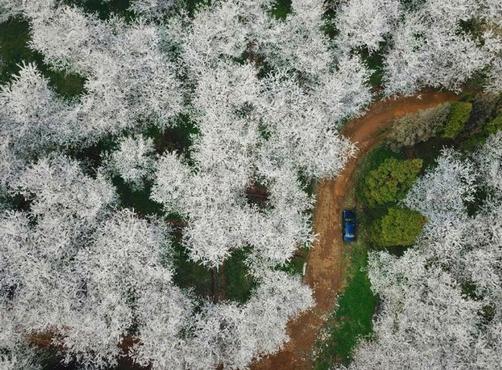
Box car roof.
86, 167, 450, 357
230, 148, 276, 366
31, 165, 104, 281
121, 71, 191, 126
345, 223, 355, 234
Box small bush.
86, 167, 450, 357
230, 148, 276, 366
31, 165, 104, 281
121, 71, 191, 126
459, 112, 502, 152
386, 103, 451, 149
485, 114, 502, 135
370, 207, 426, 247
362, 158, 423, 206
442, 101, 472, 139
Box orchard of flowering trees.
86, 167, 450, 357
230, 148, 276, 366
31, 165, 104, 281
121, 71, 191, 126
0, 0, 501, 369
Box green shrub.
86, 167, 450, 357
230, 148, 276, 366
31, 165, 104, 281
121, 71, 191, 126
485, 114, 502, 135
442, 102, 472, 139
362, 158, 423, 206
386, 103, 451, 149
370, 207, 427, 247
459, 112, 502, 152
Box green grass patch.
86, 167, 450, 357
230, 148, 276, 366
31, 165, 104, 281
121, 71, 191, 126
224, 248, 257, 303
0, 17, 33, 84
68, 136, 117, 171
400, 0, 427, 11
180, 0, 212, 16
458, 131, 488, 153
172, 245, 256, 304
278, 245, 309, 276
112, 177, 164, 217
171, 241, 214, 301
457, 111, 501, 153
485, 113, 502, 135
321, 1, 339, 39
403, 136, 452, 168
314, 247, 377, 368
62, 0, 134, 20
0, 17, 85, 99
270, 0, 292, 20
359, 46, 386, 90
145, 114, 199, 161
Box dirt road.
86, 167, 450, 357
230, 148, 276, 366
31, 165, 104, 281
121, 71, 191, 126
251, 91, 458, 370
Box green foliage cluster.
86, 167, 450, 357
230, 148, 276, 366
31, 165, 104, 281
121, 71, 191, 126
356, 147, 428, 249
370, 207, 426, 247
457, 95, 502, 152
362, 158, 423, 206
485, 113, 502, 135
386, 103, 451, 149
314, 248, 377, 368
442, 101, 472, 139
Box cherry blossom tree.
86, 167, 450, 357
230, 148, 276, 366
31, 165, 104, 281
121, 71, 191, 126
346, 250, 495, 369
380, 0, 502, 95
60, 209, 175, 367
177, 271, 313, 370
263, 0, 332, 79
0, 346, 41, 370
174, 0, 272, 77
258, 71, 358, 179
0, 63, 76, 154
481, 15, 502, 92
313, 55, 372, 125
1, 155, 189, 368
0, 156, 118, 367
476, 131, 502, 194
335, 0, 400, 53
13, 155, 116, 226
105, 135, 156, 190
403, 148, 478, 221
0, 0, 54, 20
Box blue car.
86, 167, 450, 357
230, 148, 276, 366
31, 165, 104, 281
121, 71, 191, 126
342, 209, 356, 242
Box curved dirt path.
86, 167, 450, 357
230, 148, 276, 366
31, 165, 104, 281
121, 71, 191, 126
251, 91, 459, 370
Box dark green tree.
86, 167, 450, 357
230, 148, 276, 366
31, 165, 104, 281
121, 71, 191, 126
442, 101, 472, 139
370, 207, 427, 247
363, 158, 423, 206
485, 113, 502, 135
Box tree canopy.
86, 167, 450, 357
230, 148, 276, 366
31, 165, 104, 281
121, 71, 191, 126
362, 158, 423, 206
370, 206, 426, 247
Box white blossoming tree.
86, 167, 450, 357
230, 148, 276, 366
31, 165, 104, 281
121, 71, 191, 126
105, 135, 156, 190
